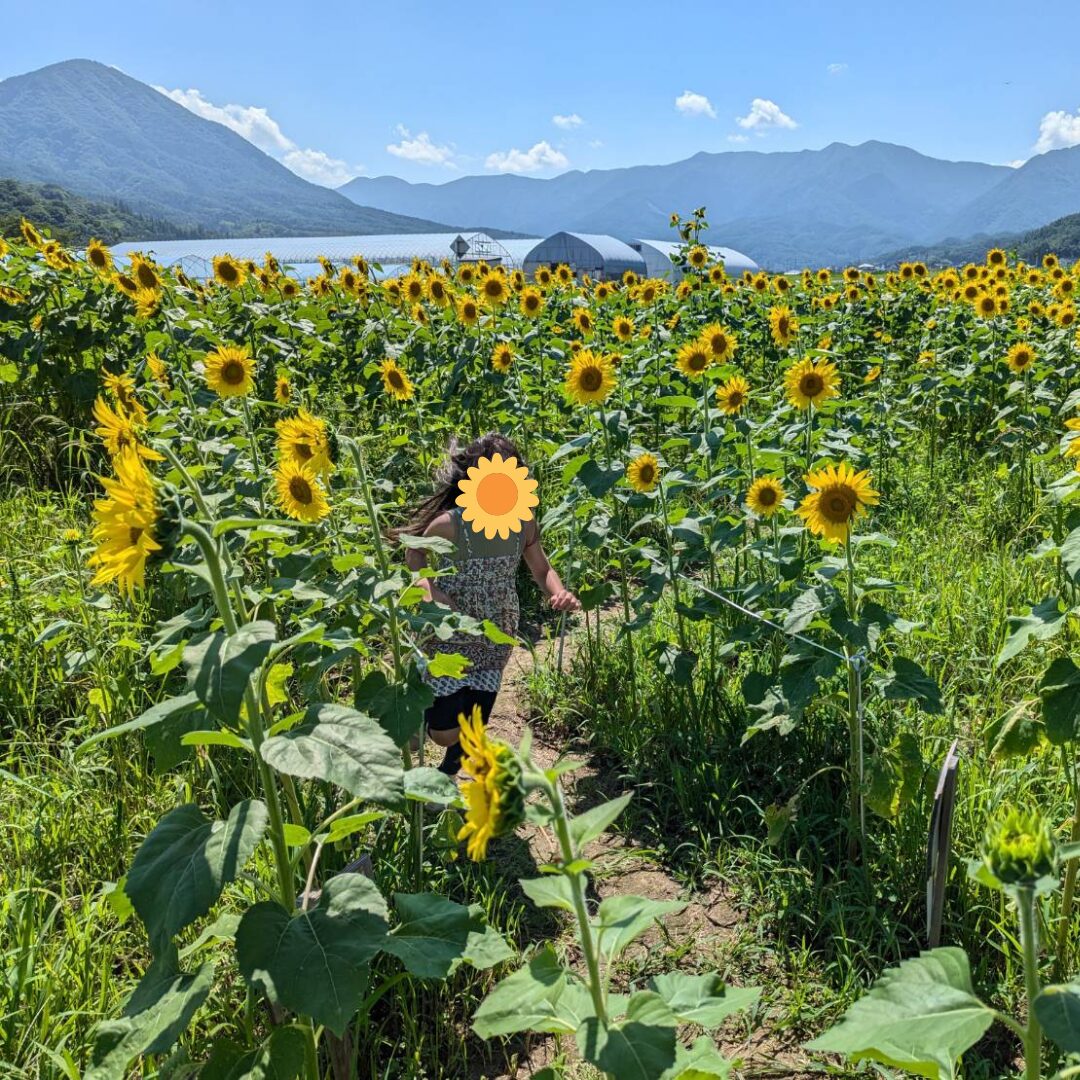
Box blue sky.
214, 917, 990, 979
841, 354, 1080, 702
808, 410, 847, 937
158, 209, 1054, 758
6, 1, 1080, 186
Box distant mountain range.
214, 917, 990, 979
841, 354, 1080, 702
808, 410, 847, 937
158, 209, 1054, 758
0, 60, 453, 238
3, 59, 1079, 265
342, 142, 1080, 268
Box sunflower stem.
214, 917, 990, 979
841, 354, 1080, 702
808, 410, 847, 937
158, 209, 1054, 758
1018, 885, 1043, 1080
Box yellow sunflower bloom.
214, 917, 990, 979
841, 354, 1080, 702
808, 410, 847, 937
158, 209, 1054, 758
20, 219, 43, 248
769, 305, 799, 347
716, 375, 750, 415
1005, 342, 1037, 375
276, 408, 333, 476
676, 339, 712, 379
128, 254, 162, 294
572, 308, 595, 336
204, 344, 255, 398
213, 255, 246, 289
746, 476, 785, 517
275, 460, 331, 522
797, 462, 879, 543
700, 323, 737, 362
519, 287, 544, 318
456, 453, 539, 540
864, 366, 881, 384
456, 297, 481, 327
88, 450, 161, 596
480, 273, 509, 307
85, 239, 112, 274
380, 358, 414, 402
92, 397, 163, 461
274, 375, 292, 405
626, 452, 660, 493
457, 706, 526, 861
612, 315, 635, 342
785, 358, 840, 411
491, 343, 514, 373
565, 350, 616, 406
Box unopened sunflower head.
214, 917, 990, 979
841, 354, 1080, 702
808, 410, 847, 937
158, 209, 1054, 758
981, 808, 1057, 888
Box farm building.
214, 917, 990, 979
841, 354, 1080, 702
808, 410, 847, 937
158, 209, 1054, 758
522, 232, 647, 282
630, 239, 758, 280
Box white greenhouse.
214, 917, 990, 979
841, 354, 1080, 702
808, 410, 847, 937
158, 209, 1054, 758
630, 239, 758, 280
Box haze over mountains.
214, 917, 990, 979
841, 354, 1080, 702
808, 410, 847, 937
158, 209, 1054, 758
2, 59, 1079, 265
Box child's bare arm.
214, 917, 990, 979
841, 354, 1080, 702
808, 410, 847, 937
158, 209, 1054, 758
522, 521, 580, 612
403, 513, 458, 610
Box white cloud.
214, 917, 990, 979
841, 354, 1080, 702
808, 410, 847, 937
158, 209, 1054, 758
1005, 158, 1026, 169
553, 113, 584, 129
155, 85, 362, 186
827, 62, 848, 76
727, 133, 750, 144
386, 126, 457, 168
1034, 107, 1080, 154
485, 140, 569, 174
735, 98, 798, 131
675, 90, 716, 119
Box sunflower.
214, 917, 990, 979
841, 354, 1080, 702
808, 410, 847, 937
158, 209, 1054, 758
20, 219, 43, 248
456, 453, 538, 540
687, 245, 709, 269
626, 452, 660, 493
555, 264, 574, 285
534, 266, 553, 288
676, 339, 712, 379
276, 408, 333, 476
457, 706, 525, 861
594, 282, 613, 302
85, 239, 112, 274
88, 450, 161, 596
700, 323, 737, 361
1005, 342, 1036, 375
785, 357, 840, 411
380, 358, 414, 401
146, 353, 169, 387
637, 280, 660, 305
129, 254, 162, 294
1064, 417, 1080, 460
280, 278, 300, 300
864, 366, 881, 384
134, 288, 160, 320
1058, 304, 1077, 329
102, 372, 148, 426
491, 343, 514, 373
975, 293, 999, 318
708, 265, 727, 285
204, 345, 255, 398
716, 375, 750, 415
274, 375, 292, 405
403, 272, 426, 304
519, 287, 544, 318
92, 397, 162, 461
565, 350, 616, 406
572, 308, 595, 336
456, 297, 481, 327
427, 275, 451, 307
275, 460, 331, 522
768, 305, 799, 347
612, 315, 635, 342
213, 255, 246, 289
797, 462, 879, 543
986, 248, 1007, 267
746, 476, 785, 518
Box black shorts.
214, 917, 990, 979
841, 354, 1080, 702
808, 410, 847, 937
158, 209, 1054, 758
425, 687, 497, 733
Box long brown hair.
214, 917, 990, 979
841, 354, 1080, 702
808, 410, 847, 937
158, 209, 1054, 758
391, 432, 526, 541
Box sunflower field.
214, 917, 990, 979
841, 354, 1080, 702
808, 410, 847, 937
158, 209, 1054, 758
4, 206, 1080, 1079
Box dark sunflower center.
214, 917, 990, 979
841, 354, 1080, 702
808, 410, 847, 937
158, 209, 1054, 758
728, 391, 745, 408
222, 361, 246, 385
219, 263, 238, 283
136, 265, 158, 289
758, 486, 777, 506
90, 249, 106, 267
295, 442, 314, 461
289, 476, 313, 504
129, 526, 143, 545
711, 335, 728, 353
688, 352, 707, 371
580, 367, 603, 392
800, 373, 824, 397
638, 464, 655, 483
388, 370, 404, 389
820, 485, 857, 523
777, 317, 790, 335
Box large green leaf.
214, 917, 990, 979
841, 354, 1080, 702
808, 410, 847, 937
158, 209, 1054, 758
382, 892, 513, 978
875, 657, 943, 714
78, 691, 202, 752
126, 801, 267, 951
236, 873, 389, 1036
1040, 657, 1080, 745
569, 792, 633, 849
661, 1036, 735, 1079
1033, 983, 1080, 1054
595, 894, 686, 959
354, 668, 434, 747
184, 621, 277, 722
87, 961, 214, 1080
576, 990, 678, 1080
260, 703, 403, 806
403, 767, 461, 805
472, 945, 592, 1037
996, 597, 1067, 666
200, 1025, 309, 1080
647, 972, 759, 1029
806, 948, 994, 1079
520, 874, 577, 912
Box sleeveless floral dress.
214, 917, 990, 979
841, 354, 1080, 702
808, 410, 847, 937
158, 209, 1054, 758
422, 507, 525, 696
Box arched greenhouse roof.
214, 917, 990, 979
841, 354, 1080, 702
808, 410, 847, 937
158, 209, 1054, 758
630, 239, 759, 280
523, 232, 647, 281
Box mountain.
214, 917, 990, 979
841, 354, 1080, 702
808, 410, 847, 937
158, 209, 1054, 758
879, 210, 1080, 267
0, 177, 204, 245
341, 142, 1016, 267
944, 145, 1080, 238
0, 59, 452, 237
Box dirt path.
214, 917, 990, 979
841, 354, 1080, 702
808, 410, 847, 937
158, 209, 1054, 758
482, 630, 814, 1080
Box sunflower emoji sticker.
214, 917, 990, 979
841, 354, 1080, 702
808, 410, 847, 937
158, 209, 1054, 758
456, 453, 539, 540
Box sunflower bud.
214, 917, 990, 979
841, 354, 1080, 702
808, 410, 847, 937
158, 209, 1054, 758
489, 745, 526, 836
981, 808, 1057, 887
